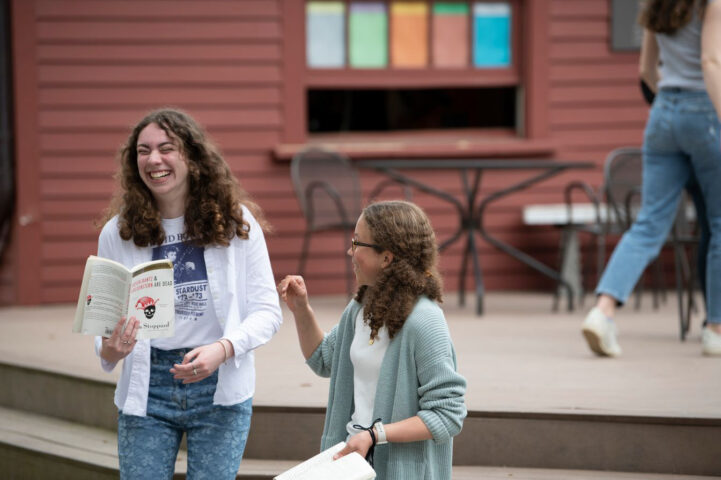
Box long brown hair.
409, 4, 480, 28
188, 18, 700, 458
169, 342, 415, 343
100, 108, 269, 247
354, 201, 443, 341
639, 0, 708, 34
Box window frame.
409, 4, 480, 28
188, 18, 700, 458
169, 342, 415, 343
280, 0, 551, 158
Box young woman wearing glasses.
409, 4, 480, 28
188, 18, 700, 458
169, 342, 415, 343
278, 200, 466, 480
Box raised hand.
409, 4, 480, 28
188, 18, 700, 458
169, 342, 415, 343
277, 275, 310, 314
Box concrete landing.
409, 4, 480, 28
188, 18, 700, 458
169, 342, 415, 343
1, 292, 718, 419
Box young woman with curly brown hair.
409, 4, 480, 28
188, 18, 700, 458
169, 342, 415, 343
278, 200, 466, 480
95, 108, 282, 478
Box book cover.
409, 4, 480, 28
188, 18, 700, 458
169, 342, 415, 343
73, 255, 175, 339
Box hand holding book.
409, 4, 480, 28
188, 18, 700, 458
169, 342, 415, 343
99, 316, 140, 364
334, 428, 375, 461
73, 255, 175, 340
274, 442, 375, 480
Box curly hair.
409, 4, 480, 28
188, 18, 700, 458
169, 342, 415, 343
100, 108, 269, 247
354, 201, 443, 341
639, 0, 707, 34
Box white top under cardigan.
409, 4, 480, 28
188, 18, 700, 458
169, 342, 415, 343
93, 206, 282, 416
346, 308, 390, 438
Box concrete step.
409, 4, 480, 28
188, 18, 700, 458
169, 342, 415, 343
2, 360, 721, 475
0, 406, 297, 480
0, 361, 326, 461
2, 407, 714, 480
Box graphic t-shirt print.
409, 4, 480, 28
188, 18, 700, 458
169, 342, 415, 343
152, 232, 208, 324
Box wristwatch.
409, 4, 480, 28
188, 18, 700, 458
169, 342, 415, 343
374, 421, 388, 445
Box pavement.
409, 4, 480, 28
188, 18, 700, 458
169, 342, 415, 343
0, 291, 719, 419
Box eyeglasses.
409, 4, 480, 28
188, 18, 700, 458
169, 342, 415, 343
350, 238, 382, 253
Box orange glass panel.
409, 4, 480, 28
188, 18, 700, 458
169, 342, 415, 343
391, 3, 428, 68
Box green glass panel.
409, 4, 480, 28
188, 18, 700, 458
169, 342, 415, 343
433, 2, 470, 15
349, 3, 388, 68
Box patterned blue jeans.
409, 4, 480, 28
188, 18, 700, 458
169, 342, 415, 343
118, 347, 252, 480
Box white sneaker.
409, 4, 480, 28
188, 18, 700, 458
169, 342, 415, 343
582, 307, 622, 357
702, 327, 721, 356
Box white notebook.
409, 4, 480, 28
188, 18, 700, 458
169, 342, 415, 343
274, 442, 376, 480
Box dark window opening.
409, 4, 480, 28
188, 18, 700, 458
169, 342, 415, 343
307, 87, 516, 133
0, 0, 14, 257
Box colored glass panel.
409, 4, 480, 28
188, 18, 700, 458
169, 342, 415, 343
473, 3, 511, 68
391, 2, 428, 68
349, 2, 388, 68
434, 2, 469, 14
307, 2, 346, 68
432, 2, 469, 68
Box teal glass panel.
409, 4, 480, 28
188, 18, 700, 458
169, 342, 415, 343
473, 3, 511, 68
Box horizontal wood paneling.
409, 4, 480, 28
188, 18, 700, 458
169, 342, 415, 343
39, 109, 281, 129
545, 0, 647, 302
550, 64, 639, 83
39, 65, 281, 85
37, 45, 281, 63
550, 20, 606, 40
13, 0, 657, 304
40, 87, 281, 107
550, 42, 636, 63
37, 21, 281, 42
40, 156, 114, 176
36, 1, 280, 18
23, 0, 291, 302
550, 106, 648, 128
550, 0, 607, 17
550, 85, 647, 105
40, 131, 281, 153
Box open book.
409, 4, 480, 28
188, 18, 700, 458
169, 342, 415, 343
73, 255, 175, 339
274, 442, 376, 480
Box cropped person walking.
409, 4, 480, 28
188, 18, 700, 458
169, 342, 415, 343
582, 0, 721, 357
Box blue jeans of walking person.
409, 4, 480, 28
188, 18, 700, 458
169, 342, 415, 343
596, 88, 721, 326
118, 347, 252, 480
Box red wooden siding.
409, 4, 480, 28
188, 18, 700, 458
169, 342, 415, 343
3, 0, 659, 305
6, 0, 292, 303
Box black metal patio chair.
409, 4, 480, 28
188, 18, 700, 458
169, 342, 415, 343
291, 148, 362, 295
557, 147, 665, 309
559, 146, 700, 340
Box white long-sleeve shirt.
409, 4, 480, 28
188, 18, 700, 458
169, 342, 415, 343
94, 206, 282, 416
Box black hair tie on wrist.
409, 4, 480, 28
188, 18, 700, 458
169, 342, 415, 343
352, 417, 382, 467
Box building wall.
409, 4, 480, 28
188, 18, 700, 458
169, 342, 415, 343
2, 0, 650, 305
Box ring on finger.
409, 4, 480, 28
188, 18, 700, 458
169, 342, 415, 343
122, 340, 130, 344
193, 366, 198, 376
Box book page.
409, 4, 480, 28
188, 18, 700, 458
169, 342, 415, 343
128, 262, 174, 340
73, 257, 131, 337
275, 443, 375, 480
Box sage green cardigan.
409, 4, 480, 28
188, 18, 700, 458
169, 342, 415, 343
307, 297, 467, 480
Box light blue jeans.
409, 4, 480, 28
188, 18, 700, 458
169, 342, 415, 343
596, 88, 721, 325
118, 347, 252, 480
